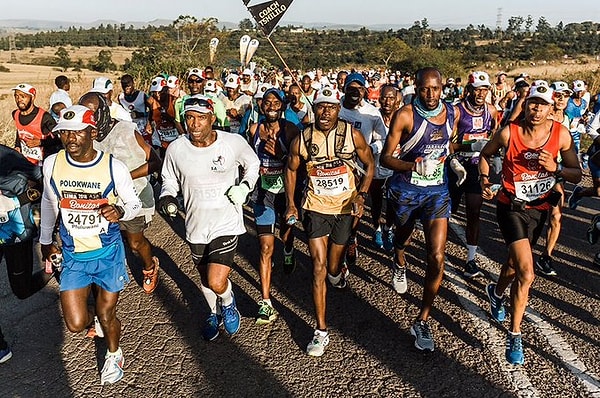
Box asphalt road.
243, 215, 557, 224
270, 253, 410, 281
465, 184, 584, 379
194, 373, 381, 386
1, 181, 599, 398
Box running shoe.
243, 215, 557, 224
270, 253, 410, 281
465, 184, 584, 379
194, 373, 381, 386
256, 300, 278, 325
535, 255, 557, 276
86, 316, 105, 339
221, 294, 241, 335
344, 236, 358, 267
0, 346, 12, 363
202, 313, 221, 341
283, 248, 296, 274
463, 259, 483, 278
505, 333, 525, 365
142, 256, 160, 294
383, 229, 395, 252
410, 320, 435, 352
374, 230, 384, 249
306, 330, 330, 357
327, 266, 349, 289
391, 263, 407, 294
587, 214, 600, 245
567, 186, 584, 210
486, 283, 506, 322
100, 348, 124, 385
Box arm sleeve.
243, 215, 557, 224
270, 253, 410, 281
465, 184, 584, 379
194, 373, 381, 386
233, 135, 260, 190
159, 145, 180, 198
369, 114, 388, 155
111, 157, 142, 221
39, 156, 59, 245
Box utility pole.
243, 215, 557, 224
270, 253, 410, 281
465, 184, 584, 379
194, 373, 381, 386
496, 8, 503, 40
8, 30, 17, 63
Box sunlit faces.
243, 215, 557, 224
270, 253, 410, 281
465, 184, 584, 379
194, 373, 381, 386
58, 128, 96, 160
417, 76, 442, 110
553, 92, 569, 111
287, 85, 302, 106
314, 102, 340, 131
471, 86, 490, 106
525, 98, 553, 125
261, 94, 283, 122
185, 111, 216, 146
379, 86, 400, 115
187, 77, 205, 95
14, 90, 33, 111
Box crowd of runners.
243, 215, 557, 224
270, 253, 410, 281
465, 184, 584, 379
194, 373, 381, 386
1, 62, 599, 383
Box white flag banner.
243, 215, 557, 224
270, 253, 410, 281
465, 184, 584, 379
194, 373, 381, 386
245, 39, 260, 66
239, 35, 251, 66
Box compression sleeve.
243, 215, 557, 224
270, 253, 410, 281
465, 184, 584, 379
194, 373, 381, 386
39, 155, 59, 245
159, 144, 180, 199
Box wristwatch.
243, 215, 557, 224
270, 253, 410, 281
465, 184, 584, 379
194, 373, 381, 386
356, 192, 368, 200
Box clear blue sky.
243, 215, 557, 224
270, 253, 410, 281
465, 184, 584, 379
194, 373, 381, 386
3, 0, 600, 28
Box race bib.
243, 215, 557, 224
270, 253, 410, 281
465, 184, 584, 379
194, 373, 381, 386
60, 198, 110, 237
310, 161, 350, 196
472, 117, 484, 131
410, 162, 445, 187
20, 142, 43, 161
157, 128, 179, 143
461, 132, 487, 145
260, 166, 284, 194
192, 182, 227, 209
514, 175, 555, 202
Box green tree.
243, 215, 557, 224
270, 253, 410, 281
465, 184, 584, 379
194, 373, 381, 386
239, 18, 254, 30
55, 46, 71, 71
89, 49, 116, 72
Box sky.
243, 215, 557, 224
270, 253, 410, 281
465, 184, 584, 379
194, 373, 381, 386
3, 0, 600, 28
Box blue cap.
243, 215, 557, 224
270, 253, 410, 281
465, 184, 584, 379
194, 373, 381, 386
263, 88, 287, 103
344, 72, 366, 90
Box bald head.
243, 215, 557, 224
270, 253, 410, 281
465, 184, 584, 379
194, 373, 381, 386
415, 67, 442, 88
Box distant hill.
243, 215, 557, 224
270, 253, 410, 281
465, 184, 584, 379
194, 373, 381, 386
0, 18, 464, 35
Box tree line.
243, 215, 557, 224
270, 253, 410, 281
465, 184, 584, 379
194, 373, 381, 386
1, 15, 599, 81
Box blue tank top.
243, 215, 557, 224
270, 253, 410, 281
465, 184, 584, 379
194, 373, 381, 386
455, 102, 493, 144
252, 119, 289, 194
389, 103, 454, 191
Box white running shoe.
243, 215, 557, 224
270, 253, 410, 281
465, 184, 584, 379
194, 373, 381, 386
306, 330, 330, 357
100, 348, 124, 385
392, 264, 407, 294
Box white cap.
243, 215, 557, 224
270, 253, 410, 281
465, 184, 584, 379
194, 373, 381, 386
242, 68, 253, 76
551, 81, 572, 94
90, 77, 113, 94
313, 87, 341, 105
184, 95, 215, 114
573, 80, 585, 93
254, 83, 273, 99
12, 83, 36, 96
224, 74, 240, 89
167, 75, 179, 88
527, 81, 554, 104
52, 105, 97, 132
468, 71, 490, 88
204, 80, 217, 93
150, 77, 166, 92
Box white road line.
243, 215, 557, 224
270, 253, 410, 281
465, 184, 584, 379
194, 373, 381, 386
449, 217, 600, 397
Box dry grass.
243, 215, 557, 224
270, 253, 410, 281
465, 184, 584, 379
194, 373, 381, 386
0, 63, 124, 146
0, 46, 134, 66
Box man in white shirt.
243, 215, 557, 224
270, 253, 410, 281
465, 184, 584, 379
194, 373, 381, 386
90, 77, 132, 123
49, 75, 72, 121
158, 95, 259, 341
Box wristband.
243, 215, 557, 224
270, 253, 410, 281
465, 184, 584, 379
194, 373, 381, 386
356, 192, 368, 200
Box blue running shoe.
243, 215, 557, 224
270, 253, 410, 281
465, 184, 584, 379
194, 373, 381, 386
374, 230, 384, 249
486, 283, 506, 322
221, 294, 241, 335
383, 229, 395, 252
202, 313, 221, 341
506, 333, 525, 365
568, 186, 584, 210
0, 346, 12, 363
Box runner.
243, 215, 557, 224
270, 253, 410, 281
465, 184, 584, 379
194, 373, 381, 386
12, 83, 60, 166
80, 92, 161, 294
49, 75, 72, 121
40, 105, 142, 384
450, 71, 497, 278
287, 83, 314, 127
380, 67, 463, 351
240, 68, 258, 97
148, 76, 179, 155
248, 88, 300, 324
158, 95, 259, 341
339, 72, 389, 262
219, 74, 252, 135
479, 82, 581, 365
534, 81, 573, 276
378, 84, 403, 250
90, 77, 132, 122
118, 74, 152, 142
491, 71, 510, 123
285, 87, 374, 356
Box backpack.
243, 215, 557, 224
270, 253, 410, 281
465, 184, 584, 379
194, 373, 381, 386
302, 120, 354, 161
0, 172, 38, 246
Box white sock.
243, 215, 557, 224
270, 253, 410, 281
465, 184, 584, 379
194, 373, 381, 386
467, 245, 477, 261
261, 298, 272, 306
107, 347, 122, 357
315, 329, 328, 336
509, 331, 521, 337
375, 225, 382, 232
217, 279, 234, 306
327, 272, 341, 285
200, 283, 219, 313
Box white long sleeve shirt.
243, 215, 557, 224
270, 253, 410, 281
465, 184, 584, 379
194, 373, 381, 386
160, 131, 259, 244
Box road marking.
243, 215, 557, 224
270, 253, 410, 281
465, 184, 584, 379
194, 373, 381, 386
449, 217, 600, 397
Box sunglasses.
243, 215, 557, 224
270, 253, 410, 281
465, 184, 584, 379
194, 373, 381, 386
184, 97, 214, 111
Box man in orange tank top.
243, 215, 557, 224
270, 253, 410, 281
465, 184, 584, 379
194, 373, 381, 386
478, 82, 581, 365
